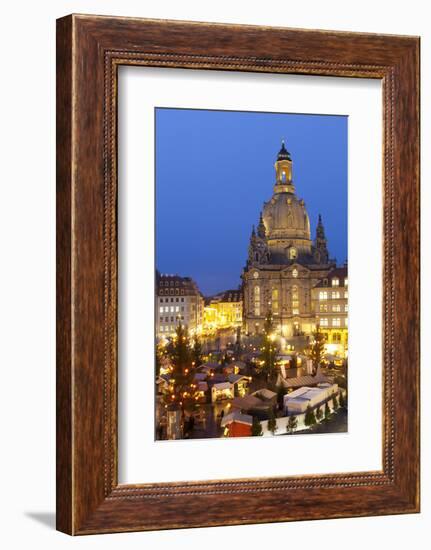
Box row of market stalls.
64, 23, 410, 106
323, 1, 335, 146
222, 383, 344, 437
194, 361, 251, 403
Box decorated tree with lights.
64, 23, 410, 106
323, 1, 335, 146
155, 345, 163, 377
191, 335, 203, 368
165, 324, 199, 416
308, 323, 326, 375
261, 310, 277, 384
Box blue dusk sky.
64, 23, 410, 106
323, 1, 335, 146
155, 108, 347, 297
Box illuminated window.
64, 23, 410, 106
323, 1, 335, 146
332, 304, 341, 312
254, 286, 260, 316
332, 291, 340, 299
320, 304, 328, 312
170, 306, 174, 313
320, 318, 328, 327
289, 247, 297, 260
344, 291, 348, 299
332, 278, 339, 287
290, 285, 299, 314
333, 318, 341, 327
345, 317, 348, 326
271, 288, 279, 314
159, 307, 163, 313
319, 291, 328, 300
344, 304, 348, 312
345, 278, 348, 286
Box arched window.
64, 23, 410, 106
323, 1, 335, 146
271, 288, 279, 314
254, 286, 260, 316
289, 247, 297, 260
291, 285, 299, 315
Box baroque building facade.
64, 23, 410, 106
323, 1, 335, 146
311, 266, 348, 356
156, 273, 204, 339
242, 142, 339, 338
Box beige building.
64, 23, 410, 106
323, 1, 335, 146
156, 274, 204, 339
203, 289, 242, 332
311, 266, 348, 356
242, 142, 337, 337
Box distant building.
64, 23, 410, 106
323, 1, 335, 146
311, 266, 348, 356
155, 273, 204, 339
242, 141, 338, 337
203, 289, 243, 331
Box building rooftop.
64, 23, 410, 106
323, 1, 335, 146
207, 289, 243, 303
212, 382, 233, 391
156, 273, 202, 296
313, 266, 348, 289
277, 371, 329, 389
276, 141, 292, 162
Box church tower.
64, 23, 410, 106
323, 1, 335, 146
242, 140, 337, 338
261, 141, 312, 261
314, 214, 329, 264
274, 140, 295, 194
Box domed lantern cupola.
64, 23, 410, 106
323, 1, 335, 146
274, 140, 295, 194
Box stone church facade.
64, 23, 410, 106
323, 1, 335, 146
242, 142, 337, 337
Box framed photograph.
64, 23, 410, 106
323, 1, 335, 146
56, 14, 420, 534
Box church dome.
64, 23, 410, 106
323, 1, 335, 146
262, 193, 311, 239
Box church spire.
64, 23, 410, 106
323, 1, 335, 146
314, 214, 329, 263
257, 212, 266, 238
316, 214, 326, 239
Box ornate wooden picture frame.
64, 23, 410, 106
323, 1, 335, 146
56, 14, 420, 535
